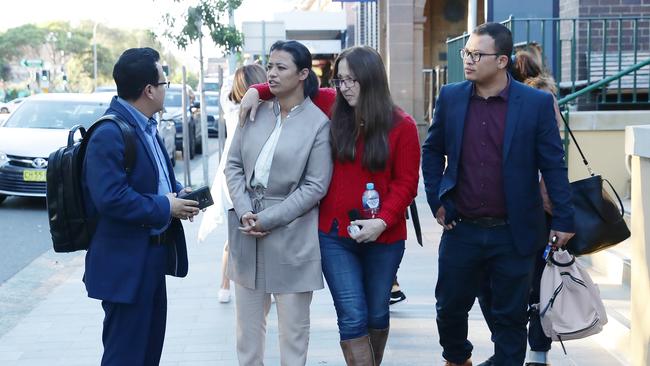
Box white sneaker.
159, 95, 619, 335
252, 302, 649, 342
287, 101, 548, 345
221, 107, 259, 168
218, 288, 231, 303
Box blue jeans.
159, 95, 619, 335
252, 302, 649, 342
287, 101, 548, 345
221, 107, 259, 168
436, 221, 535, 366
478, 214, 552, 353
319, 227, 405, 341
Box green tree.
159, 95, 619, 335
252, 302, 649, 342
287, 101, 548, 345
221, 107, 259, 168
0, 24, 47, 80
160, 0, 243, 53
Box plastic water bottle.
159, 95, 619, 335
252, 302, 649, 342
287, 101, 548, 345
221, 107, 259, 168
362, 182, 380, 219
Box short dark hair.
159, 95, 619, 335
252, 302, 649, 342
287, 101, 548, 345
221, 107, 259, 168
269, 40, 318, 99
113, 47, 161, 101
473, 23, 513, 61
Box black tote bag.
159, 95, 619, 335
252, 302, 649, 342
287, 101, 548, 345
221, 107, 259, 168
559, 112, 630, 256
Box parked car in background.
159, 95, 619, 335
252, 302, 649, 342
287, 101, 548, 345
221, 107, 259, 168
0, 93, 178, 205
156, 112, 177, 166
161, 84, 202, 159
0, 94, 110, 204
0, 97, 25, 114
93, 85, 117, 93
202, 92, 222, 137
200, 77, 220, 93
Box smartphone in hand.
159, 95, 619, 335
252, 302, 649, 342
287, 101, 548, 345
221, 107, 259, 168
177, 186, 214, 210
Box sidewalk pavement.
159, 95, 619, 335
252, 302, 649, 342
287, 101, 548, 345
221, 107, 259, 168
0, 152, 630, 365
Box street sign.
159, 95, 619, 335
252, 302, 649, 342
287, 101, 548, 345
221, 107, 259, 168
242, 21, 286, 55
20, 59, 43, 68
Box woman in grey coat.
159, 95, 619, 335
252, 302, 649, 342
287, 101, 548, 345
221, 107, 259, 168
225, 40, 333, 366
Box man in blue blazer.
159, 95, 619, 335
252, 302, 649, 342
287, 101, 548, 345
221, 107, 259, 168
82, 48, 200, 365
422, 24, 575, 366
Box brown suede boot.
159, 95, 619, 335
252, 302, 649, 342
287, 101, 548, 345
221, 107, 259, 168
368, 327, 389, 365
444, 359, 473, 366
340, 335, 375, 366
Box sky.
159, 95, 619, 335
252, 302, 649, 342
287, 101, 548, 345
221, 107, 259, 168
0, 0, 297, 30
0, 0, 299, 66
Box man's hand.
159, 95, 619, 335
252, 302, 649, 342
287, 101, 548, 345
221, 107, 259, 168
349, 218, 386, 243
239, 211, 269, 237
167, 190, 200, 221
549, 230, 575, 248
435, 206, 456, 230
239, 88, 260, 126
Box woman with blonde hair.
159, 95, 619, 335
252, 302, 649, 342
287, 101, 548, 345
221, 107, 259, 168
197, 64, 266, 303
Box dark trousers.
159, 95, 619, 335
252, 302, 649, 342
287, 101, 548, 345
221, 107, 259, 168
319, 227, 405, 341
100, 244, 168, 366
435, 221, 535, 366
478, 248, 552, 353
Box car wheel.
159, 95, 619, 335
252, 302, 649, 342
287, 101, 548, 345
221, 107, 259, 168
0, 194, 7, 205
0, 107, 8, 113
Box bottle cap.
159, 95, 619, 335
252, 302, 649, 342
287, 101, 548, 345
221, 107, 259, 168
366, 182, 374, 190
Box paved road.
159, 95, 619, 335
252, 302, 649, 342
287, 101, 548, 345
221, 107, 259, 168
0, 196, 50, 284
0, 137, 222, 286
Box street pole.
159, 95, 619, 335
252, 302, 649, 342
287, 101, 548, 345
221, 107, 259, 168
93, 22, 99, 91
197, 19, 209, 186
228, 6, 237, 74
261, 20, 267, 65
182, 66, 191, 187
467, 0, 477, 34
218, 66, 225, 157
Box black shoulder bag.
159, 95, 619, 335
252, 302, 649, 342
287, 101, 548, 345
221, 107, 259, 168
559, 112, 630, 256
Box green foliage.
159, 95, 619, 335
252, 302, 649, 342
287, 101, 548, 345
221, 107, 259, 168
160, 0, 243, 53
0, 21, 180, 92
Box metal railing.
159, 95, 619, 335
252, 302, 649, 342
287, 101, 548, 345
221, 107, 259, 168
446, 15, 650, 108
557, 58, 650, 155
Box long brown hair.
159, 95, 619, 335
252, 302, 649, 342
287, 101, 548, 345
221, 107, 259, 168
511, 50, 543, 82
330, 46, 394, 172
229, 64, 267, 104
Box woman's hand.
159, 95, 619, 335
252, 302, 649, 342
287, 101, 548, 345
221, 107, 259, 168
239, 88, 261, 126
239, 211, 269, 237
349, 218, 387, 243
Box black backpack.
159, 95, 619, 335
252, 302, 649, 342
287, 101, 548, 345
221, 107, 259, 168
46, 115, 136, 253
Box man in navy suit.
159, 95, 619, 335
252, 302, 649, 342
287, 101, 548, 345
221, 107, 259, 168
82, 48, 200, 365
422, 23, 575, 366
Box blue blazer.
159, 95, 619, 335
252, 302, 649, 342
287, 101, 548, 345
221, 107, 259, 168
82, 97, 188, 304
422, 79, 574, 255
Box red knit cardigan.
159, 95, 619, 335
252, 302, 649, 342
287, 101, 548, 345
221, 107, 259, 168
252, 84, 420, 243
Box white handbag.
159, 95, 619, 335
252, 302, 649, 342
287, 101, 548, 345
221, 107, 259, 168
538, 249, 608, 345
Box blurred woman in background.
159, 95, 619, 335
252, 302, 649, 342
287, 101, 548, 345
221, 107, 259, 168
197, 64, 266, 303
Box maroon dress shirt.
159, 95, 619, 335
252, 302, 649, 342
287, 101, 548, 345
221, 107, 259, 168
455, 79, 510, 219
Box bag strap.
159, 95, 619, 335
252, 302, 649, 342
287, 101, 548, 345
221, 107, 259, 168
559, 111, 594, 177
549, 250, 576, 267
409, 201, 423, 246
560, 111, 626, 218
603, 178, 626, 218
81, 114, 136, 173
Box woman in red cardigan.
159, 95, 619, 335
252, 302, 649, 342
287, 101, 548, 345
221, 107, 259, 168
243, 46, 420, 365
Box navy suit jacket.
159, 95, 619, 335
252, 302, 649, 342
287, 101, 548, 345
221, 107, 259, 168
82, 97, 188, 304
422, 79, 574, 255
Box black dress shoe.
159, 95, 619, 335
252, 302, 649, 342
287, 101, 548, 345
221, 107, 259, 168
476, 355, 494, 366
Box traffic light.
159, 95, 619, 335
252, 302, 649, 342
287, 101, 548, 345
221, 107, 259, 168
41, 70, 49, 81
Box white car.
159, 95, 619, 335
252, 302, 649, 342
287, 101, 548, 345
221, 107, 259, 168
0, 97, 25, 114
0, 93, 176, 204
